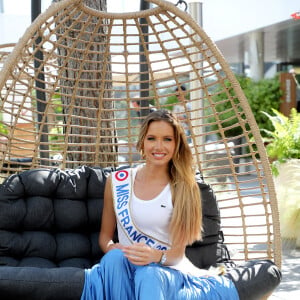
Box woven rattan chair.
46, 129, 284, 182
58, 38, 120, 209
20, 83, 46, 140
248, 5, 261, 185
0, 0, 281, 268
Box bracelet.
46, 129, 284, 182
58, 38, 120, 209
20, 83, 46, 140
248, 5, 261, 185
159, 251, 167, 265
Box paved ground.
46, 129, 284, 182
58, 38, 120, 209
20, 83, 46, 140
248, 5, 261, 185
234, 175, 300, 299
270, 245, 300, 299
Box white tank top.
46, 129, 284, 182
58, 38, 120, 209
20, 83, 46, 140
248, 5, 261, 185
116, 167, 209, 276
117, 167, 173, 246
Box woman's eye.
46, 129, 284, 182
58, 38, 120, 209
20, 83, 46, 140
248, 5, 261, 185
164, 137, 173, 141
147, 137, 155, 141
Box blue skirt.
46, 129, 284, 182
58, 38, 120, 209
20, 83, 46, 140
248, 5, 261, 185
81, 249, 239, 300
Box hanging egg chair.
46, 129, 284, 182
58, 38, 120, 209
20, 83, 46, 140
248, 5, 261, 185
0, 0, 281, 267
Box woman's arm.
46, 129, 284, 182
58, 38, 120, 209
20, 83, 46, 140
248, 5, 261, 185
122, 242, 186, 266
98, 175, 123, 253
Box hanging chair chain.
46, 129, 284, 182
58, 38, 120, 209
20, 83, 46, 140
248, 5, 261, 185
175, 0, 188, 11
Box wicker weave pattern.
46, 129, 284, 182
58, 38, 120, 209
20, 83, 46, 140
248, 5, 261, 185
0, 0, 280, 266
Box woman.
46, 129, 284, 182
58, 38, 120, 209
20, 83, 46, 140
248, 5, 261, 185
81, 109, 239, 299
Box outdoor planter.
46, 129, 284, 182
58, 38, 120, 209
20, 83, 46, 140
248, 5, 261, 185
262, 108, 300, 247
273, 159, 300, 247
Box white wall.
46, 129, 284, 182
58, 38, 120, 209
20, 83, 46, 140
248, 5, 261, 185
0, 14, 30, 44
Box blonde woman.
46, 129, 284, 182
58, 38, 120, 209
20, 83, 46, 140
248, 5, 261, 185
81, 109, 239, 299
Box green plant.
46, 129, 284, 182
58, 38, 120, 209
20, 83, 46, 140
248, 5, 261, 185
245, 74, 282, 135
164, 94, 178, 111
0, 113, 8, 135
208, 74, 282, 137
261, 108, 300, 175
207, 75, 250, 137
0, 123, 8, 135
49, 122, 64, 151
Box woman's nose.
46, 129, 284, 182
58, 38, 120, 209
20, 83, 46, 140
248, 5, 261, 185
154, 139, 163, 149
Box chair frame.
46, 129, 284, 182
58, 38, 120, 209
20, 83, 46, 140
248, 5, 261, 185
0, 0, 281, 267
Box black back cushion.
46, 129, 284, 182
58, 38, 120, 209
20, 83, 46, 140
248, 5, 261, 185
0, 166, 220, 269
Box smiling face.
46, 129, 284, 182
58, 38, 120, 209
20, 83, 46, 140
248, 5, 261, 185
142, 120, 176, 167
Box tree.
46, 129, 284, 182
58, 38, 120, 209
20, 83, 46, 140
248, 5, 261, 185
53, 0, 115, 167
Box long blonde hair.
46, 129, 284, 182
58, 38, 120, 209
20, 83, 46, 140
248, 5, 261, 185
136, 109, 202, 246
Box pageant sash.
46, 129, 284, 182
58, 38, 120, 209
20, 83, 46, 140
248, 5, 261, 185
112, 168, 170, 250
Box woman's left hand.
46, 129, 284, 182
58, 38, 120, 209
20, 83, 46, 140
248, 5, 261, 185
122, 243, 161, 266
